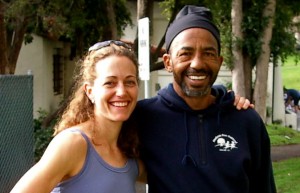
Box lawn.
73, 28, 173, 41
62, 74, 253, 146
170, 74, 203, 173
273, 158, 300, 193
267, 124, 300, 145
268, 124, 300, 192
281, 55, 300, 90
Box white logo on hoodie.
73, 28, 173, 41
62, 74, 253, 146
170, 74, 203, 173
213, 134, 238, 152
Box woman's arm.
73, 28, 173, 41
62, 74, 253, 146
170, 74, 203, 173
10, 131, 87, 193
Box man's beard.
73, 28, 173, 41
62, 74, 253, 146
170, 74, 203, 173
173, 69, 215, 97
181, 83, 210, 97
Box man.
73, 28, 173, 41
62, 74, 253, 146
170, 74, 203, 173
284, 87, 300, 113
134, 5, 276, 193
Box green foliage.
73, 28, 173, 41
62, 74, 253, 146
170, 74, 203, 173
267, 124, 300, 146
137, 0, 300, 70
33, 109, 55, 162
206, 0, 233, 68
159, 0, 175, 20
271, 0, 300, 63
206, 0, 300, 71
159, 0, 206, 20
273, 158, 300, 193
4, 0, 132, 57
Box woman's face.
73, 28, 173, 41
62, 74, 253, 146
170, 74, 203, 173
86, 55, 139, 122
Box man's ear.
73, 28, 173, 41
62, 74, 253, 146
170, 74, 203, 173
163, 54, 172, 73
218, 56, 224, 66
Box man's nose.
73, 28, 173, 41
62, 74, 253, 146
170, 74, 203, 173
190, 54, 205, 69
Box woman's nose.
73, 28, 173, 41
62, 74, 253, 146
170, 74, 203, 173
116, 84, 126, 96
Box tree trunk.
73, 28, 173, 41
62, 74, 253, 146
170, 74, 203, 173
0, 2, 9, 74
105, 0, 118, 40
253, 0, 276, 122
231, 0, 246, 96
137, 0, 148, 19
8, 19, 28, 74
0, 1, 28, 75
243, 55, 253, 101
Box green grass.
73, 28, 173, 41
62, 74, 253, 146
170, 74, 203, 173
267, 124, 300, 192
273, 158, 300, 193
281, 55, 300, 90
267, 124, 300, 146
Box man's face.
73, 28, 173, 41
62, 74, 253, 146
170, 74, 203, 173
164, 28, 223, 97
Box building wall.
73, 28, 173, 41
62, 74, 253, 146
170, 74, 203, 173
15, 35, 67, 118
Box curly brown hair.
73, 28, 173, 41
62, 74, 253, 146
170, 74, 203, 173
54, 41, 140, 158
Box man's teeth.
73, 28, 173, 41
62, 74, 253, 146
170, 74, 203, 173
188, 75, 206, 80
112, 102, 128, 107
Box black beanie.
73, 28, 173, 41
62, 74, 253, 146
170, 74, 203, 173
165, 5, 220, 53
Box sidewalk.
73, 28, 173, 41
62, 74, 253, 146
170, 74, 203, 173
271, 144, 300, 161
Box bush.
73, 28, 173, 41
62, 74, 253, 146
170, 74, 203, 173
33, 109, 55, 162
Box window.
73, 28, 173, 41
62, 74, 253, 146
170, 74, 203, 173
53, 48, 63, 95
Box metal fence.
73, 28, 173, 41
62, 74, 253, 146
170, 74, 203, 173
0, 75, 34, 193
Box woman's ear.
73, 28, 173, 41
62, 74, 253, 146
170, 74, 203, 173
84, 82, 94, 103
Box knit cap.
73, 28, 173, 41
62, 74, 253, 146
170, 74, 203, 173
165, 5, 220, 53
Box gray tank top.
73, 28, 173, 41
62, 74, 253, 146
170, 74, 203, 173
51, 129, 138, 193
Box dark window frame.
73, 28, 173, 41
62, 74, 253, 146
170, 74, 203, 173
53, 48, 63, 95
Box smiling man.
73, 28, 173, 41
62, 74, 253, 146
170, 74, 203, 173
134, 5, 276, 193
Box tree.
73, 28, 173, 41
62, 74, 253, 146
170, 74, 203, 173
204, 0, 300, 121
227, 0, 300, 121
0, 1, 31, 74
231, 0, 245, 97
224, 0, 276, 121
253, 0, 276, 122
0, 0, 132, 74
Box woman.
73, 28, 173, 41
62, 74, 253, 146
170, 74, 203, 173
11, 40, 146, 193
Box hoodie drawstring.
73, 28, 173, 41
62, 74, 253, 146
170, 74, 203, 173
181, 112, 197, 167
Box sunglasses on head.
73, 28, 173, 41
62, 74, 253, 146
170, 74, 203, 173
88, 40, 132, 52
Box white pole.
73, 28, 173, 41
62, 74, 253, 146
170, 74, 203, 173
144, 80, 150, 98
138, 17, 150, 99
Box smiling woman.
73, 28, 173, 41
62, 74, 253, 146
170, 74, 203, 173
10, 41, 146, 193
85, 55, 139, 123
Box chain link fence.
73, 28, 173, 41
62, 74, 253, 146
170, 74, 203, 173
0, 75, 34, 193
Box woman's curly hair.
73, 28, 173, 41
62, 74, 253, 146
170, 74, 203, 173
54, 42, 140, 158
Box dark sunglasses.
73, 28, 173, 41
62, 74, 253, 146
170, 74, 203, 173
88, 40, 131, 52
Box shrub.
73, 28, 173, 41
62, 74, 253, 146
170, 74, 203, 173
33, 109, 55, 162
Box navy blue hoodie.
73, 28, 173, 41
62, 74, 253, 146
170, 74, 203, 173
134, 84, 276, 193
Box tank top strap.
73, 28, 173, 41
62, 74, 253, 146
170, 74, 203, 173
68, 128, 92, 146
